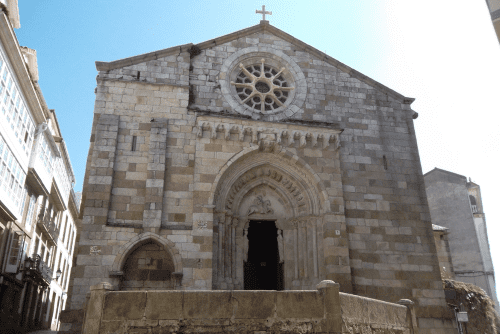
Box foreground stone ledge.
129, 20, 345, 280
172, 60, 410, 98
78, 280, 415, 334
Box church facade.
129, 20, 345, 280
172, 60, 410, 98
68, 21, 455, 332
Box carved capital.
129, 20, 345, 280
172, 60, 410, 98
214, 212, 226, 225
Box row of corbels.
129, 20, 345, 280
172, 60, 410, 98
197, 122, 341, 150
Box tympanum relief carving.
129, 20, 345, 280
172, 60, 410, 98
238, 188, 285, 220
247, 195, 274, 216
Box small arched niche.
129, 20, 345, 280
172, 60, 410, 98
122, 240, 175, 291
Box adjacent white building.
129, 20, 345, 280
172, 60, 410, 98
0, 1, 79, 332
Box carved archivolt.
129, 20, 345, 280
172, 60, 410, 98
211, 147, 332, 218
225, 165, 307, 213
196, 120, 341, 151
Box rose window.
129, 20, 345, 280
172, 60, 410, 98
231, 59, 294, 113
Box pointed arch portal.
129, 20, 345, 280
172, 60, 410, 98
211, 148, 338, 290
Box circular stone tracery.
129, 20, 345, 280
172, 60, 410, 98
231, 59, 294, 114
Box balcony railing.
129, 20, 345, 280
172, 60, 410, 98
37, 211, 60, 245
24, 254, 53, 283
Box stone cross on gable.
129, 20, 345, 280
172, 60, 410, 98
256, 5, 272, 21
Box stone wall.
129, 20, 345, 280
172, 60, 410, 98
184, 25, 449, 319
78, 281, 417, 334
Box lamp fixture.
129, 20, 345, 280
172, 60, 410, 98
55, 268, 62, 280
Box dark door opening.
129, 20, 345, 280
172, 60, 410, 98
244, 220, 283, 290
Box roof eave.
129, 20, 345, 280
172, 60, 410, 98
95, 43, 193, 72
423, 167, 467, 180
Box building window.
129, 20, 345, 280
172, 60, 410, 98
56, 252, 62, 283
65, 263, 70, 290
0, 135, 27, 213
5, 230, 25, 273
53, 296, 60, 321
66, 224, 72, 248
25, 193, 37, 232
39, 133, 55, 175
0, 55, 35, 155
469, 195, 478, 213
131, 135, 137, 151
232, 60, 292, 113
69, 231, 75, 255
61, 216, 68, 243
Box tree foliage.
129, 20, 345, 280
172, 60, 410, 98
444, 279, 500, 334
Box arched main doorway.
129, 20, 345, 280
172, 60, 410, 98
211, 149, 329, 290
243, 219, 284, 290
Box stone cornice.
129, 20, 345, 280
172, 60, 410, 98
96, 76, 189, 89
0, 12, 46, 125
196, 114, 342, 150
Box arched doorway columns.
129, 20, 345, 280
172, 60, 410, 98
211, 147, 332, 290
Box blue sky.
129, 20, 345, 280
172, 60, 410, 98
15, 1, 500, 299
15, 0, 395, 185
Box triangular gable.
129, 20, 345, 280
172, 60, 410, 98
423, 167, 467, 180
96, 21, 413, 104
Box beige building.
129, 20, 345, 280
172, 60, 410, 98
0, 1, 79, 332
485, 0, 500, 43
424, 168, 499, 312
66, 20, 459, 333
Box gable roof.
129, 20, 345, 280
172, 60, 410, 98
423, 167, 467, 180
95, 21, 414, 104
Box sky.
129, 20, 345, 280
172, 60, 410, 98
14, 1, 500, 299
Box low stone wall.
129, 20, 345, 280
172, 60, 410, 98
340, 293, 416, 334
74, 280, 415, 334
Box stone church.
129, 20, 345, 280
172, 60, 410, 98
66, 18, 457, 333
